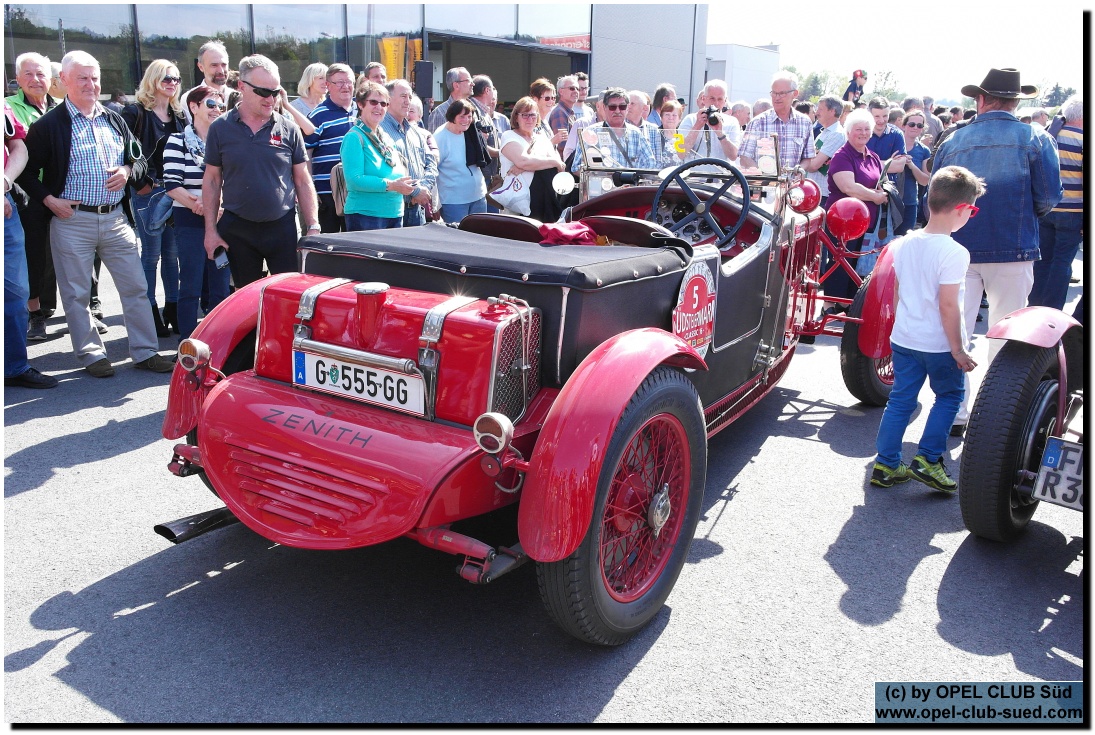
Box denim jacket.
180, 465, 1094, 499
933, 111, 1062, 263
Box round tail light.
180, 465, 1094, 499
473, 412, 514, 455
178, 339, 211, 372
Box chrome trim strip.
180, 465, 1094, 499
420, 295, 477, 345
292, 337, 419, 375
556, 287, 569, 385
296, 278, 351, 320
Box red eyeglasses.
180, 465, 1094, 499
955, 203, 979, 217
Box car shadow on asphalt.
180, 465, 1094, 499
936, 524, 1084, 682
5, 521, 666, 723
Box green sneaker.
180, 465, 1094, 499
910, 455, 957, 493
871, 461, 911, 488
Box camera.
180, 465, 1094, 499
701, 105, 724, 127
213, 246, 229, 270
474, 119, 493, 134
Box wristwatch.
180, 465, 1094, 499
717, 133, 727, 141
307, 224, 321, 233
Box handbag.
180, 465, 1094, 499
489, 171, 533, 216
330, 162, 348, 217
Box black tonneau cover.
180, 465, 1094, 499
298, 223, 691, 291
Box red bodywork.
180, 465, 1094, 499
162, 171, 871, 572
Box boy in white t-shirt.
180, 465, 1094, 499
871, 166, 984, 492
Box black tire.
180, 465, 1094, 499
536, 367, 706, 646
959, 341, 1058, 542
188, 331, 256, 497
840, 275, 893, 406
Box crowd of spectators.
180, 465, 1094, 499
3, 41, 1081, 410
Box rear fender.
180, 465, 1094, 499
162, 274, 294, 440
858, 245, 896, 359
988, 307, 1084, 389
517, 328, 707, 562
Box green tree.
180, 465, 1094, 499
868, 70, 904, 103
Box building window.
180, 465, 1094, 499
516, 4, 591, 51
424, 4, 517, 41
252, 4, 344, 96
5, 3, 138, 94
134, 4, 251, 90
347, 4, 422, 83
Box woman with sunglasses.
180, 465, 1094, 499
529, 78, 567, 147
341, 81, 415, 231
162, 87, 231, 340
497, 97, 565, 219
433, 98, 488, 223
656, 100, 686, 168
896, 110, 931, 236
122, 59, 186, 336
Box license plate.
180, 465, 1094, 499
293, 351, 425, 417
1031, 437, 1084, 511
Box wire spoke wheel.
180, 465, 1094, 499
537, 367, 706, 645
600, 415, 688, 603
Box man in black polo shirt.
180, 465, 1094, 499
203, 54, 318, 286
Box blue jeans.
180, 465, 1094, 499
1030, 211, 1083, 310
132, 186, 179, 304
4, 194, 30, 378
402, 204, 426, 228
875, 343, 965, 469
440, 197, 487, 224
895, 201, 917, 236
345, 213, 402, 231
174, 209, 230, 340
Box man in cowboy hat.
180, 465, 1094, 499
932, 67, 1062, 437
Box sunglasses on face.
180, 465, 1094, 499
905, 121, 924, 128
605, 103, 629, 111
562, 86, 578, 91
540, 95, 556, 101
241, 79, 281, 98
364, 98, 389, 107
162, 76, 181, 84
955, 203, 979, 217
204, 97, 226, 110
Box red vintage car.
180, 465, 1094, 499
159, 135, 893, 645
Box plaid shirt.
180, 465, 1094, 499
739, 109, 816, 172
381, 114, 438, 200
62, 98, 125, 206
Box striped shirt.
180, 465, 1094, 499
62, 98, 125, 206
304, 96, 354, 195
162, 126, 206, 208
569, 121, 657, 173
1053, 126, 1082, 213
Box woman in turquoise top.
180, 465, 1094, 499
341, 81, 416, 231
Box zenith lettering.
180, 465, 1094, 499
261, 408, 371, 449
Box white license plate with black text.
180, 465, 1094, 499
293, 351, 425, 416
1032, 437, 1084, 511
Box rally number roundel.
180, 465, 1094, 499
672, 260, 717, 359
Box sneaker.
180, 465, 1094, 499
86, 358, 115, 378
93, 316, 109, 334
5, 367, 59, 389
910, 455, 957, 493
870, 461, 911, 488
133, 353, 175, 373
27, 314, 47, 341
90, 299, 104, 320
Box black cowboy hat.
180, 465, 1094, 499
960, 68, 1038, 100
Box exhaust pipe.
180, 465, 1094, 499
154, 506, 240, 544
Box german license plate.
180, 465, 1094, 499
1031, 437, 1084, 511
293, 351, 425, 417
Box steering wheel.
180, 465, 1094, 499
650, 157, 752, 248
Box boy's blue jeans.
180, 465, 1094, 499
875, 343, 965, 469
